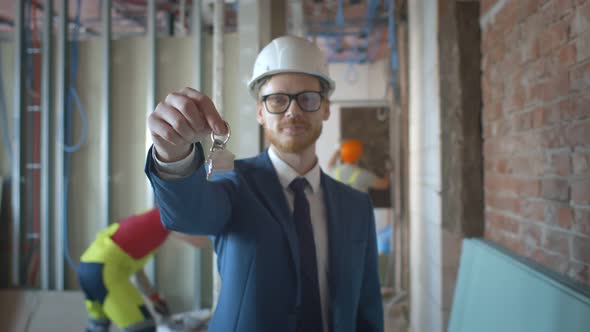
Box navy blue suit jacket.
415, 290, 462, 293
145, 144, 383, 332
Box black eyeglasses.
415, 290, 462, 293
261, 91, 323, 114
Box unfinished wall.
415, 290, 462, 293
481, 0, 590, 287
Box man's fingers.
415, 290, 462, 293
177, 87, 227, 135
148, 111, 188, 146
156, 102, 197, 142
164, 93, 208, 135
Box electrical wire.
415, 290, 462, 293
62, 0, 88, 272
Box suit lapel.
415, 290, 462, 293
321, 173, 347, 321
250, 151, 301, 300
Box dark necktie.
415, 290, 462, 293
289, 177, 323, 332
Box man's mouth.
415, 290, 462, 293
280, 121, 309, 135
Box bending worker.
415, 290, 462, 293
146, 35, 383, 331
77, 207, 209, 332
327, 139, 390, 193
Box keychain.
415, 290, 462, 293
205, 121, 234, 180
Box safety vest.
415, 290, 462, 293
334, 165, 361, 186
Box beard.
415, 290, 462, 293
264, 118, 322, 153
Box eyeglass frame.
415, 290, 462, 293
260, 90, 325, 114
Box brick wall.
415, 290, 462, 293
481, 0, 590, 287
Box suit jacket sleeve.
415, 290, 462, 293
356, 195, 385, 331
144, 143, 236, 236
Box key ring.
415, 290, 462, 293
211, 121, 231, 146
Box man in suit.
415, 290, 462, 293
145, 35, 383, 332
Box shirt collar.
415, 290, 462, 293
267, 147, 321, 193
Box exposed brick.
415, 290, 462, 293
546, 150, 572, 176
531, 248, 570, 273
521, 200, 546, 221
540, 126, 566, 149
544, 228, 571, 256
542, 178, 570, 201
564, 121, 590, 146
482, 0, 500, 18
574, 208, 590, 236
533, 106, 562, 128
509, 154, 545, 176
518, 178, 543, 197
486, 211, 521, 234
572, 93, 590, 121
559, 206, 575, 228
558, 43, 577, 67
576, 30, 590, 62
542, 20, 570, 54
554, 0, 575, 14
572, 149, 590, 174
523, 222, 544, 251
572, 236, 590, 264
571, 0, 590, 36
572, 179, 590, 204
571, 60, 590, 92
486, 193, 522, 214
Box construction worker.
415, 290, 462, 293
77, 207, 209, 332
327, 139, 391, 193
146, 35, 383, 331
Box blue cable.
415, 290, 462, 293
62, 0, 87, 272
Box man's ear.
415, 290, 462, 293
322, 101, 330, 121
256, 103, 264, 125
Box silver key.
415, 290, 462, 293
205, 122, 234, 180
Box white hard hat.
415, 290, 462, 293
248, 35, 335, 99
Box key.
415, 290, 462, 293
205, 121, 234, 180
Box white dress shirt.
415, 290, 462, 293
153, 145, 331, 331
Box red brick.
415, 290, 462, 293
571, 0, 590, 36
521, 200, 546, 221
539, 19, 570, 55
532, 108, 548, 128
482, 0, 500, 19
542, 178, 570, 201
567, 93, 590, 122
544, 228, 571, 256
558, 43, 577, 67
572, 179, 590, 204
572, 150, 590, 175
571, 56, 590, 91
524, 222, 544, 247
559, 206, 574, 228
531, 248, 569, 272
486, 193, 522, 214
540, 126, 566, 149
486, 211, 521, 234
546, 151, 572, 176
498, 0, 524, 29
572, 236, 590, 264
574, 208, 590, 236
518, 179, 543, 197
484, 174, 520, 195
576, 30, 590, 62
512, 112, 534, 132
509, 154, 544, 176
554, 0, 574, 14
565, 121, 590, 146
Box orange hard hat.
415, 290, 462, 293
341, 140, 363, 163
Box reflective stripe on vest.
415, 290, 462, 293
334, 165, 362, 186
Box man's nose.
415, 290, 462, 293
285, 99, 303, 117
